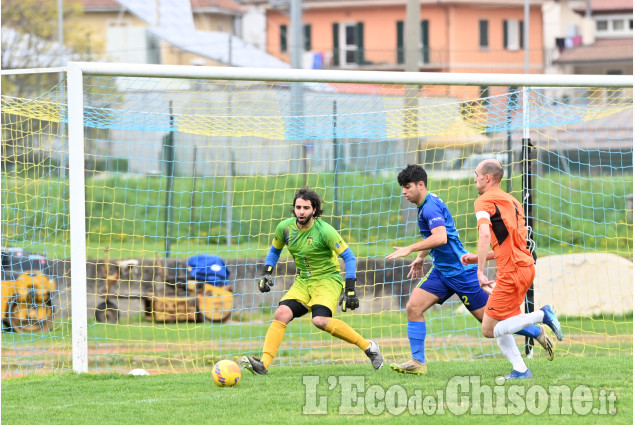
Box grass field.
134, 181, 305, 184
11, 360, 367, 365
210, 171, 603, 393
1, 356, 632, 424
2, 310, 631, 375
2, 172, 632, 260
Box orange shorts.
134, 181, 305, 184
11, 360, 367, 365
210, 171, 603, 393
485, 265, 535, 321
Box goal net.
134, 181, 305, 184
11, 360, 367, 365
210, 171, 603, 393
1, 65, 632, 376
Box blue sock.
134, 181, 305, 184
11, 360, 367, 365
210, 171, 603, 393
407, 321, 427, 363
515, 324, 541, 339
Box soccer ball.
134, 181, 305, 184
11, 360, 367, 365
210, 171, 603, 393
212, 360, 241, 387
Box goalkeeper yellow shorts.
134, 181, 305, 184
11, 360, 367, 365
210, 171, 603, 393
280, 274, 344, 314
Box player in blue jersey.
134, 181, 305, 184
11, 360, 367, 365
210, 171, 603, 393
387, 164, 553, 376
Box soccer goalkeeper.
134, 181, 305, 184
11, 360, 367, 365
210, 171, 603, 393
387, 164, 554, 377
241, 187, 383, 375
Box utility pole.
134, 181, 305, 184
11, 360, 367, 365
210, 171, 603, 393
402, 0, 421, 233
405, 0, 419, 74
404, 0, 420, 160
58, 0, 64, 62
58, 0, 66, 179
524, 0, 529, 73
290, 0, 303, 70
290, 0, 304, 174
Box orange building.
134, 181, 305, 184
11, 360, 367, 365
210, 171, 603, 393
254, 0, 544, 75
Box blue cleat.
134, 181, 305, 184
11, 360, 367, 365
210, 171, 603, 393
540, 305, 563, 341
505, 369, 533, 380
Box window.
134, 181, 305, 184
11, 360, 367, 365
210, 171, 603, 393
479, 20, 489, 48
595, 15, 633, 36
280, 24, 311, 53
503, 19, 523, 51
421, 20, 429, 63
344, 23, 358, 64
396, 20, 430, 65
304, 24, 311, 51
397, 21, 404, 64
280, 25, 287, 53
333, 22, 364, 66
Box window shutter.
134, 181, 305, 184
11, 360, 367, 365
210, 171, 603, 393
479, 20, 488, 48
421, 19, 429, 63
503, 20, 508, 49
356, 22, 365, 65
304, 24, 312, 51
397, 21, 404, 64
519, 20, 524, 49
332, 23, 339, 66
280, 25, 287, 53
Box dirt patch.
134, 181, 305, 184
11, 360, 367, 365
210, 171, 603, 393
533, 253, 633, 316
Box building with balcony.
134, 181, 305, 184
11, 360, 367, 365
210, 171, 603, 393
546, 0, 632, 75
241, 0, 545, 75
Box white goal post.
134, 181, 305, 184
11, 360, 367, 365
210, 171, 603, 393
63, 62, 632, 373
0, 62, 633, 373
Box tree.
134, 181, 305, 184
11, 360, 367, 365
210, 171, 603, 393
1, 0, 94, 173
1, 0, 92, 96
1, 0, 91, 67
1, 0, 115, 172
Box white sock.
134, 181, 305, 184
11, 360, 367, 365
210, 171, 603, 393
496, 334, 527, 373
493, 311, 545, 338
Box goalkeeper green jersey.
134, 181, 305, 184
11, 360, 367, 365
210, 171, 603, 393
272, 218, 349, 279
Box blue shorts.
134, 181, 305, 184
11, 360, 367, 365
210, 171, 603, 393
416, 266, 488, 311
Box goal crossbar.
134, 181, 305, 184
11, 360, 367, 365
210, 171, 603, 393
63, 62, 634, 88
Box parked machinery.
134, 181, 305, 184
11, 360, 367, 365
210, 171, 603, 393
94, 251, 233, 324
1, 248, 56, 333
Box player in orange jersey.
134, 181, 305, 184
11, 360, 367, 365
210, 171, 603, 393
462, 159, 563, 379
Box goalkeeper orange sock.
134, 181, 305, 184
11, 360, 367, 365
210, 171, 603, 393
324, 318, 369, 351
261, 319, 286, 370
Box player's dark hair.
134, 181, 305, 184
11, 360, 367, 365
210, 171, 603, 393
291, 187, 323, 218
397, 164, 428, 187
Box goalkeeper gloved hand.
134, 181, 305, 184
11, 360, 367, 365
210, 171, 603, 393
258, 265, 274, 293
339, 278, 359, 312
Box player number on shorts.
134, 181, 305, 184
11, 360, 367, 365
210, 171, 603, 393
461, 296, 470, 306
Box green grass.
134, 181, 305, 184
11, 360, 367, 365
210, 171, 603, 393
1, 356, 632, 424
3, 310, 631, 374
2, 172, 632, 260
4, 311, 631, 348
4, 311, 630, 346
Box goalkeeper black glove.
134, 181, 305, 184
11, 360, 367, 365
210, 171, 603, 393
258, 265, 274, 293
339, 278, 359, 312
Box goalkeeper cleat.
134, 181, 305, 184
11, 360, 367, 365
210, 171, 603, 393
504, 369, 533, 380
364, 340, 384, 370
535, 324, 555, 361
540, 304, 563, 341
240, 356, 268, 375
389, 359, 428, 375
